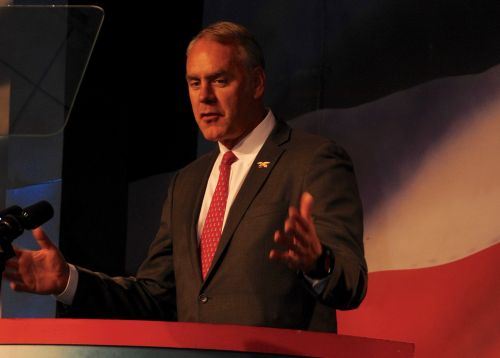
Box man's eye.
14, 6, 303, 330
189, 81, 200, 88
214, 78, 227, 86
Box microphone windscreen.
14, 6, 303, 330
20, 200, 54, 229
0, 205, 23, 219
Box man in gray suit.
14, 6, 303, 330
5, 21, 367, 332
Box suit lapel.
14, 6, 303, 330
203, 121, 291, 283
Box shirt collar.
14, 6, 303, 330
218, 110, 276, 159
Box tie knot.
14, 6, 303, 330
221, 151, 238, 166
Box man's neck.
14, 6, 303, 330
218, 109, 275, 154
220, 107, 269, 149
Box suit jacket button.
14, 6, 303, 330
199, 294, 208, 303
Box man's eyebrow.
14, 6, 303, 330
186, 70, 228, 81
186, 74, 199, 81
207, 70, 227, 79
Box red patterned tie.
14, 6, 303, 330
200, 150, 238, 279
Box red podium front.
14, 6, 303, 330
0, 319, 414, 357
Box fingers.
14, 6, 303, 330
3, 270, 23, 284
268, 246, 300, 270
283, 206, 312, 249
269, 231, 300, 268
299, 192, 314, 220
3, 263, 27, 292
269, 230, 305, 270
269, 192, 320, 271
32, 227, 56, 250
273, 194, 315, 252
9, 281, 30, 292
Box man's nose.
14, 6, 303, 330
199, 83, 216, 103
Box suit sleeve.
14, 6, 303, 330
305, 142, 367, 309
62, 174, 178, 320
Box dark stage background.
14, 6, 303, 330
60, 0, 203, 275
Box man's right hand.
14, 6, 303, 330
3, 227, 69, 295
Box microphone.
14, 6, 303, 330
0, 201, 54, 277
17, 200, 54, 230
0, 200, 54, 242
0, 205, 23, 219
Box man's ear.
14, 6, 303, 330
252, 66, 266, 99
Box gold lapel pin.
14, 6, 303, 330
257, 161, 270, 168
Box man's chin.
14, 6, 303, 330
201, 131, 222, 143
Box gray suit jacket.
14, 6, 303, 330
68, 121, 367, 332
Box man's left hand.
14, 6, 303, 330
269, 192, 322, 272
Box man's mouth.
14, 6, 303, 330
200, 112, 221, 122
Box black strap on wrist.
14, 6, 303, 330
306, 245, 333, 279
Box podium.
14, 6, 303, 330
0, 319, 413, 357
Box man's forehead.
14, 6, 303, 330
186, 46, 243, 77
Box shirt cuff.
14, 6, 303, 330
53, 263, 78, 305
